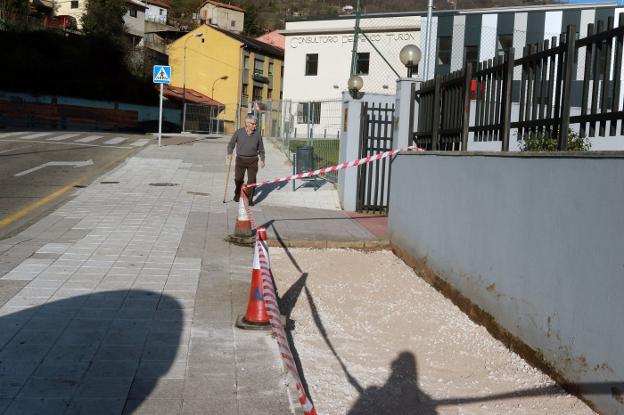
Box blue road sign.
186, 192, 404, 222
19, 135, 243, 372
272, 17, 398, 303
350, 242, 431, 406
153, 65, 171, 84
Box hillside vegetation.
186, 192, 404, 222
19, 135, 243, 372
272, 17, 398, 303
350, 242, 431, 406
170, 0, 562, 35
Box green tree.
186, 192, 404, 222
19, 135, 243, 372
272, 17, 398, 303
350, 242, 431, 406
242, 3, 262, 36
0, 0, 29, 27
82, 0, 127, 41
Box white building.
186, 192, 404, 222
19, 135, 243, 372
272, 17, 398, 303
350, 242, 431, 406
280, 2, 623, 139
196, 0, 244, 34
145, 0, 169, 24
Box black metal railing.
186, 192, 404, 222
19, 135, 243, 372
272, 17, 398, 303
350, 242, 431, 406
413, 15, 624, 151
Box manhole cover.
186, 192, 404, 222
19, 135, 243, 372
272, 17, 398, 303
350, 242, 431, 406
187, 191, 210, 196
149, 183, 179, 187
100, 181, 120, 184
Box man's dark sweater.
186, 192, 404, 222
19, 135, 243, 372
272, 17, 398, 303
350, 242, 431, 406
227, 128, 265, 161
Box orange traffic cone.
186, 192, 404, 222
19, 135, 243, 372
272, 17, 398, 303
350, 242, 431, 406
235, 238, 270, 330
228, 188, 255, 245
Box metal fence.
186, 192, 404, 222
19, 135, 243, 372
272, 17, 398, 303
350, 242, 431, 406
413, 16, 624, 151
260, 99, 343, 183
183, 103, 225, 135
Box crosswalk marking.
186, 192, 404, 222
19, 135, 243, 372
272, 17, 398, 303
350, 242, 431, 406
0, 131, 30, 138
103, 137, 127, 145
47, 133, 80, 141
19, 132, 54, 139
130, 139, 150, 147
75, 135, 103, 143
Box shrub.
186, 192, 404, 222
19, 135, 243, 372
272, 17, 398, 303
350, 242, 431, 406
519, 129, 591, 152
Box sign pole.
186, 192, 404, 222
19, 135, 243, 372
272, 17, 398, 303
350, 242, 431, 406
153, 64, 171, 148
158, 83, 164, 147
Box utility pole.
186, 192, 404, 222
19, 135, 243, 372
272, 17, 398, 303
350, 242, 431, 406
423, 0, 433, 80
350, 0, 361, 76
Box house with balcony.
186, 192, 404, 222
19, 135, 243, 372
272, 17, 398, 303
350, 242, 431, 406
168, 24, 283, 134
196, 0, 244, 33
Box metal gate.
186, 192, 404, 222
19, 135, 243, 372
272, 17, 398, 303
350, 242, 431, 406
356, 102, 394, 213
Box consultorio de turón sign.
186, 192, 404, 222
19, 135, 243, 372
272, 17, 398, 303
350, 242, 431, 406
289, 32, 417, 48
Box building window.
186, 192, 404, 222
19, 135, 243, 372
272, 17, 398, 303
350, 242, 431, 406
305, 54, 318, 76
356, 52, 370, 75
297, 102, 321, 124
70, 0, 79, 8
253, 86, 263, 101
281, 65, 284, 78
243, 55, 250, 69
464, 46, 479, 69
268, 62, 274, 75
208, 18, 213, 24
267, 88, 273, 99
437, 36, 452, 65
254, 59, 264, 74
496, 34, 513, 58
129, 8, 137, 17
231, 20, 235, 27
242, 84, 248, 96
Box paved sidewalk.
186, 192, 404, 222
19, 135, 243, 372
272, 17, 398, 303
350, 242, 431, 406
0, 133, 380, 414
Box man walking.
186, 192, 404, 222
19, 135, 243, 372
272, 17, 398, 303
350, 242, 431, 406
226, 114, 265, 205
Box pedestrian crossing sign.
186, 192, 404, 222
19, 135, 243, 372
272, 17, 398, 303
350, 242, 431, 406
153, 65, 171, 84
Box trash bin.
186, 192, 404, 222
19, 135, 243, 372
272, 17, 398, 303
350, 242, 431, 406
293, 145, 317, 191
295, 145, 315, 173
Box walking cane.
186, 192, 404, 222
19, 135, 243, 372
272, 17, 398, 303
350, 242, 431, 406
223, 155, 233, 203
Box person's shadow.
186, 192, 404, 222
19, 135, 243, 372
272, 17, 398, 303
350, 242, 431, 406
0, 289, 182, 415
348, 352, 437, 415
252, 181, 288, 205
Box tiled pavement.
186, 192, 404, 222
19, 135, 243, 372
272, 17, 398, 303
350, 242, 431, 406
0, 134, 382, 414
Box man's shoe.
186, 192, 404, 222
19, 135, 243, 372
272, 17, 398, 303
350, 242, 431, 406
248, 200, 255, 206
233, 194, 240, 202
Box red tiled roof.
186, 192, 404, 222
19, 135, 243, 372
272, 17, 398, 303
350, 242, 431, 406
162, 85, 224, 106
197, 0, 244, 13
256, 31, 285, 50
146, 0, 170, 8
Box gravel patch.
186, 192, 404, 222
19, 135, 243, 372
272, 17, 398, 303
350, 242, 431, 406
270, 248, 595, 415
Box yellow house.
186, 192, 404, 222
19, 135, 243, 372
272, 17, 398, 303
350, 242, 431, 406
168, 24, 284, 134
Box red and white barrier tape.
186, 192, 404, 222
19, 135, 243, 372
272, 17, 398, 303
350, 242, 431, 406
244, 145, 423, 190
257, 238, 317, 415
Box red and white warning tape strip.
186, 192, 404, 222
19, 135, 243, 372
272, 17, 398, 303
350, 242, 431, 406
237, 145, 424, 414
243, 144, 423, 190
257, 237, 317, 415
240, 144, 423, 230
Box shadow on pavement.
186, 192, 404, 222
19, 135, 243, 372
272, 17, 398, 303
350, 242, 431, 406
271, 232, 622, 414
251, 181, 288, 205
0, 289, 183, 415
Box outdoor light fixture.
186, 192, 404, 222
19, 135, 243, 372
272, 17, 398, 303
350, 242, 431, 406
399, 44, 422, 78
347, 74, 363, 98
211, 75, 228, 100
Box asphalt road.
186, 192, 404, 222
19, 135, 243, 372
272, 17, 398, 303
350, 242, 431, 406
0, 131, 153, 239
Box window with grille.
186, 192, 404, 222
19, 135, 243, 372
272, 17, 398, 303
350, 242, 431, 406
70, 0, 79, 8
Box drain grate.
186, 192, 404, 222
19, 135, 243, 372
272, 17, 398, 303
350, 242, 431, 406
187, 191, 210, 196
73, 185, 87, 188
100, 181, 120, 184
149, 183, 179, 187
